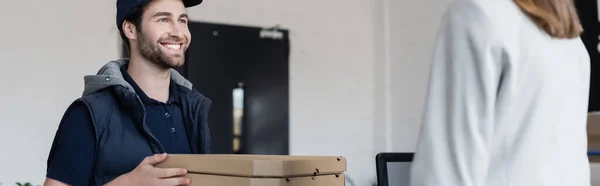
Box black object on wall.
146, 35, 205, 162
576, 1, 600, 112
122, 21, 290, 155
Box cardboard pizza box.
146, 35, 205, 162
156, 154, 346, 177
184, 173, 345, 186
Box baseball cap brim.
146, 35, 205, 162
139, 0, 204, 8
183, 0, 203, 7
117, 0, 204, 32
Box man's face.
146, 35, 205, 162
136, 0, 191, 69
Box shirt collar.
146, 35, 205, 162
120, 66, 179, 105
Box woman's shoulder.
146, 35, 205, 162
440, 0, 530, 44
448, 1, 525, 29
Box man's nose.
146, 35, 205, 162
168, 24, 186, 40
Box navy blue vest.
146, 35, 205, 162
70, 81, 211, 185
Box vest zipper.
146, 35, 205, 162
136, 95, 165, 153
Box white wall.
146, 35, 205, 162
0, 0, 384, 185
386, 0, 454, 152
0, 0, 121, 185
373, 0, 454, 153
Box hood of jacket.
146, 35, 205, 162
82, 58, 193, 97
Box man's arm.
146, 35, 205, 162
45, 102, 96, 186
44, 102, 191, 186
44, 153, 191, 186
43, 178, 70, 186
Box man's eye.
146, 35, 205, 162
158, 18, 169, 22
179, 19, 188, 24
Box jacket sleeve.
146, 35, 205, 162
409, 3, 505, 186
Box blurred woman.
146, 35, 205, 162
410, 0, 590, 185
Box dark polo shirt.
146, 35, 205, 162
45, 66, 191, 185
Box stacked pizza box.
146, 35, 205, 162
156, 154, 347, 186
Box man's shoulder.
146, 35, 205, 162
175, 84, 211, 102
66, 87, 120, 122
79, 86, 118, 105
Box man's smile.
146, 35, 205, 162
160, 42, 183, 51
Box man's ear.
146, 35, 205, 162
122, 21, 137, 41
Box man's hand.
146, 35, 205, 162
106, 153, 191, 186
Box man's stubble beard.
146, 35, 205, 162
136, 32, 186, 69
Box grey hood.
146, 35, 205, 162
82, 58, 193, 97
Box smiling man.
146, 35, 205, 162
43, 0, 211, 185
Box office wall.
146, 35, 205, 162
0, 0, 384, 185
372, 0, 455, 156
0, 0, 121, 185
385, 0, 454, 153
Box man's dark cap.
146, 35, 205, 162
116, 0, 202, 31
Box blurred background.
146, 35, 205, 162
2, 0, 600, 186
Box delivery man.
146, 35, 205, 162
43, 0, 211, 185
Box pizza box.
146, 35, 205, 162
156, 154, 347, 177
184, 173, 345, 186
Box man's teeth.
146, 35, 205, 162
164, 44, 181, 50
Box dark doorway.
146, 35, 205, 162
576, 1, 600, 112
122, 21, 290, 155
